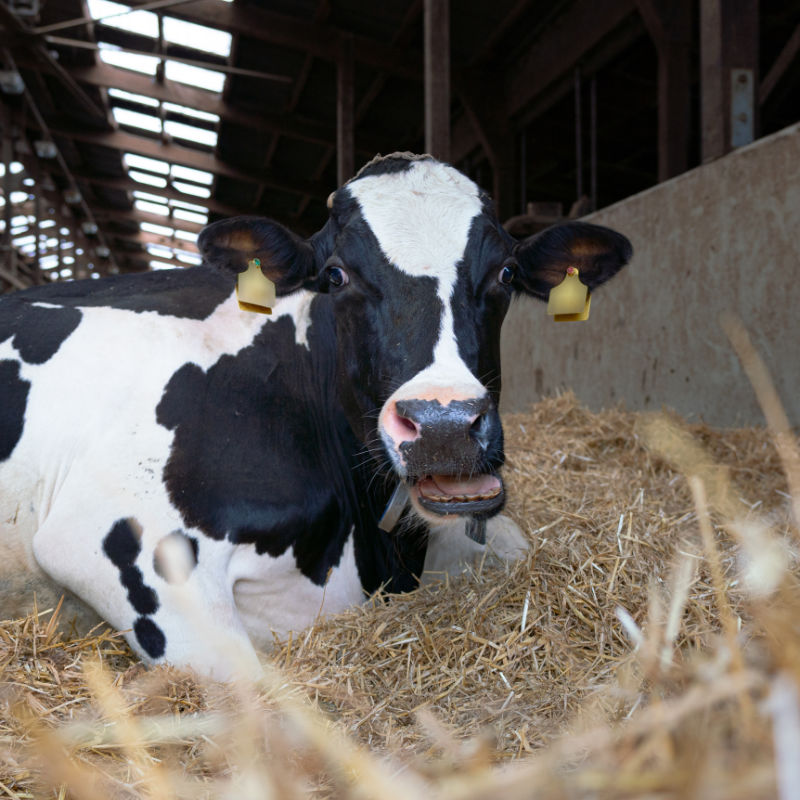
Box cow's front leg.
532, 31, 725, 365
33, 517, 261, 681
421, 514, 529, 583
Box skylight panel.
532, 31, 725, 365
164, 60, 225, 93
39, 254, 59, 268
150, 260, 175, 270
129, 170, 168, 188
174, 229, 198, 243
163, 17, 232, 57
11, 215, 30, 227
10, 191, 30, 204
12, 235, 35, 246
87, 0, 158, 38
169, 198, 207, 213
63, 256, 75, 265
134, 189, 168, 203
0, 162, 23, 178
171, 165, 213, 185
124, 153, 169, 175
173, 181, 211, 199
99, 45, 159, 76
108, 88, 159, 107
147, 244, 173, 259
40, 220, 56, 229
164, 120, 217, 148
172, 208, 207, 225
135, 199, 169, 216
140, 221, 173, 236
113, 107, 162, 133
175, 251, 202, 265
162, 102, 220, 124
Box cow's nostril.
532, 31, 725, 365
397, 415, 418, 436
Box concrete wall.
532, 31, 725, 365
500, 121, 800, 428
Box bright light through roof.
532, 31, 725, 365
99, 45, 159, 76
171, 165, 213, 185
113, 107, 161, 133
108, 87, 159, 107
164, 120, 217, 148
150, 260, 175, 270
135, 199, 169, 216
175, 229, 198, 242
165, 60, 225, 93
141, 221, 173, 236
173, 181, 211, 199
133, 189, 166, 204
172, 208, 207, 225
0, 162, 24, 177
170, 198, 207, 213
162, 102, 219, 124
129, 170, 168, 188
163, 17, 232, 57
124, 153, 169, 175
87, 0, 158, 37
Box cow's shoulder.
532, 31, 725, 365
0, 267, 235, 367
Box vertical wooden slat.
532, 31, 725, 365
337, 34, 355, 185
424, 0, 450, 160
700, 0, 758, 162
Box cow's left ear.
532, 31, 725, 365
512, 221, 632, 301
199, 216, 316, 294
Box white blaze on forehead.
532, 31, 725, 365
348, 159, 487, 399
347, 159, 482, 280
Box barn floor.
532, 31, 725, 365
0, 392, 796, 799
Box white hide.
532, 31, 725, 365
0, 286, 344, 677
348, 160, 487, 403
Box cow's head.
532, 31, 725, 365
199, 153, 631, 523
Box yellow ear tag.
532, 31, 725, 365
236, 258, 275, 315
547, 266, 591, 322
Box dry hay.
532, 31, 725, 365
1, 370, 798, 796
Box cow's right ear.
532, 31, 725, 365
198, 216, 316, 294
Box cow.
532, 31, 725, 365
0, 153, 631, 678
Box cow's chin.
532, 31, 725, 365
407, 473, 505, 520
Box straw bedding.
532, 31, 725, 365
0, 390, 796, 799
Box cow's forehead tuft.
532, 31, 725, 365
345, 160, 483, 280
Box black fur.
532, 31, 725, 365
0, 299, 81, 364
513, 221, 633, 300
0, 267, 233, 321
0, 360, 30, 462
103, 519, 160, 616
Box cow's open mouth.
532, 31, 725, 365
411, 473, 504, 516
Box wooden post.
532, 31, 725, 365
454, 70, 515, 221
424, 0, 450, 160
637, 0, 692, 180
336, 34, 355, 185
700, 0, 758, 162
2, 134, 13, 275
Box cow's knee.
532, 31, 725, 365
422, 514, 528, 583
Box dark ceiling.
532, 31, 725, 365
1, 0, 798, 285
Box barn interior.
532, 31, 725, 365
0, 0, 798, 286
2, 4, 800, 798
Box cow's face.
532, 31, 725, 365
199, 154, 631, 523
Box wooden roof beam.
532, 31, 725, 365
45, 123, 334, 198
124, 0, 422, 80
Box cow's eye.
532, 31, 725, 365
498, 263, 516, 285
325, 265, 349, 289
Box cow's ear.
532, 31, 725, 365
512, 221, 632, 301
198, 216, 316, 294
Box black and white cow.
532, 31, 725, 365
0, 153, 631, 677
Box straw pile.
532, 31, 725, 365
1, 333, 797, 797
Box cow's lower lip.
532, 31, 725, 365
411, 473, 504, 516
